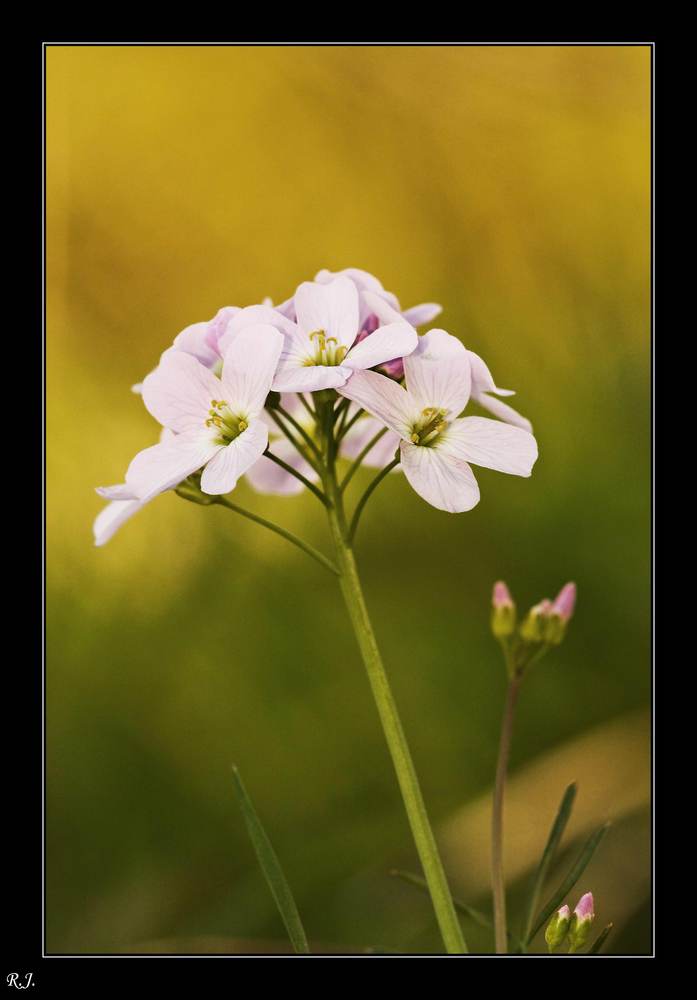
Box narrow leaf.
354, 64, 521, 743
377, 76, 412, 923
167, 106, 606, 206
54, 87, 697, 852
587, 923, 613, 954
520, 782, 577, 946
528, 822, 611, 945
231, 766, 309, 954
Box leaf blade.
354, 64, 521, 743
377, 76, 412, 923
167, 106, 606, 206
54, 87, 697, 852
520, 782, 577, 947
527, 821, 611, 945
587, 923, 614, 954
231, 766, 309, 954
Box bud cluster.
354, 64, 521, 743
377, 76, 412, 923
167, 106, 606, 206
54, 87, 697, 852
491, 580, 576, 676
545, 892, 595, 954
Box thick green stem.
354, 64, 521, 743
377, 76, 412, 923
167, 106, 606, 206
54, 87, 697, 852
325, 475, 467, 955
491, 674, 521, 954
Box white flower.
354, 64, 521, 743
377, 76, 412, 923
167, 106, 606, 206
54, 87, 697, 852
125, 325, 283, 501
337, 330, 538, 513
235, 277, 417, 394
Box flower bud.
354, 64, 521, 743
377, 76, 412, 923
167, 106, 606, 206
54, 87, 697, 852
545, 904, 571, 952
544, 583, 577, 645
552, 582, 577, 622
519, 598, 552, 642
491, 581, 516, 639
567, 892, 595, 953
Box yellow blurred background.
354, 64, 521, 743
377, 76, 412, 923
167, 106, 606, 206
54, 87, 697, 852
47, 45, 651, 954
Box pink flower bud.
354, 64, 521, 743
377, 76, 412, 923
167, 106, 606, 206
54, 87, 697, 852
492, 581, 514, 609
552, 582, 576, 622
491, 581, 516, 640
574, 891, 594, 923
557, 904, 571, 920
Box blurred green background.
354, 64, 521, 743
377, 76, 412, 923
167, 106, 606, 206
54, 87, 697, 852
47, 45, 651, 954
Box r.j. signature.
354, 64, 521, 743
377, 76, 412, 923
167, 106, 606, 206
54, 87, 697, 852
6, 974, 34, 990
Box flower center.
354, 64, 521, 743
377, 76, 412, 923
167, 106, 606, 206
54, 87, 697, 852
409, 407, 448, 446
205, 399, 249, 444
304, 329, 349, 367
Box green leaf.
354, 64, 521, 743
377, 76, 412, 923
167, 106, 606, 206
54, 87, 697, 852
527, 821, 611, 945
587, 923, 613, 954
520, 782, 577, 948
231, 766, 310, 954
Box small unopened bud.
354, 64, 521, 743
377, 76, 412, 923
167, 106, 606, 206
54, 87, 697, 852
544, 583, 577, 645
491, 581, 516, 639
519, 599, 552, 642
552, 582, 576, 622
545, 904, 571, 952
567, 892, 595, 953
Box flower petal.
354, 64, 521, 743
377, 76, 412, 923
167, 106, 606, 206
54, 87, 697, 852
246, 438, 318, 496
294, 277, 359, 347
126, 435, 221, 503
93, 498, 147, 546
272, 362, 352, 393
402, 303, 442, 327
344, 322, 418, 371
220, 325, 284, 416
400, 441, 480, 513
315, 267, 385, 295
96, 483, 139, 501
200, 420, 268, 495
468, 351, 515, 396
141, 351, 223, 433
361, 290, 407, 326
473, 392, 532, 433
337, 369, 416, 439
218, 304, 297, 355
439, 417, 538, 476
403, 329, 471, 418
173, 321, 220, 367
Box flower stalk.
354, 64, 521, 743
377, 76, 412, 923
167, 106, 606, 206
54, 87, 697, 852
491, 672, 521, 953
318, 399, 467, 955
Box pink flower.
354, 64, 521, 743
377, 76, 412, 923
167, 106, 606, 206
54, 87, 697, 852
552, 582, 577, 622
260, 277, 417, 394
125, 325, 284, 501
337, 330, 538, 513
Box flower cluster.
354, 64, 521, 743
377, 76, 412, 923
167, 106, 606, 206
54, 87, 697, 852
491, 580, 576, 675
95, 267, 538, 545
545, 893, 596, 953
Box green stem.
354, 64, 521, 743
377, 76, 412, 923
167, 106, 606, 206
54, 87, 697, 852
348, 458, 400, 542
491, 674, 521, 954
324, 471, 467, 955
276, 404, 322, 461
264, 450, 328, 506
336, 405, 365, 443
214, 496, 339, 576
297, 392, 316, 421
340, 427, 389, 492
